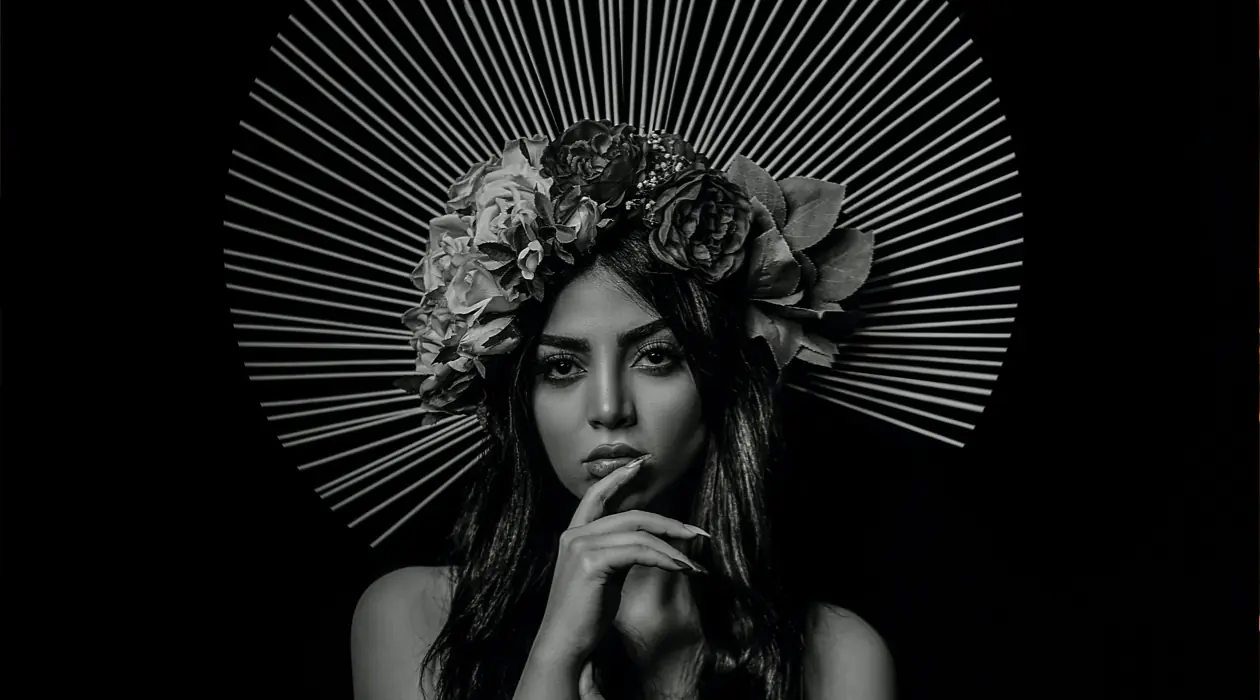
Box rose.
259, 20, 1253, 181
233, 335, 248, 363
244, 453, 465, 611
555, 196, 604, 254
416, 214, 477, 293
541, 120, 648, 210
446, 253, 525, 318
514, 239, 544, 281
472, 143, 553, 250
646, 169, 753, 283
446, 157, 498, 214
402, 299, 460, 370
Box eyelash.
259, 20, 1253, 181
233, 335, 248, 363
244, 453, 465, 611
535, 341, 683, 384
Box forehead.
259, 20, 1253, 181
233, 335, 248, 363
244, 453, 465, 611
542, 271, 659, 336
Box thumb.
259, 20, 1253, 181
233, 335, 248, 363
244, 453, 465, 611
578, 659, 603, 700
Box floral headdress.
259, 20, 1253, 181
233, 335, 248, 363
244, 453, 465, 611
396, 120, 874, 425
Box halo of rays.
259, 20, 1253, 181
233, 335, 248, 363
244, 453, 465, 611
225, 0, 1023, 546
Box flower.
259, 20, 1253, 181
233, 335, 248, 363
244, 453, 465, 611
402, 298, 459, 370
555, 196, 604, 254
541, 120, 649, 211
416, 214, 477, 293
517, 239, 544, 280
646, 168, 754, 283
445, 253, 524, 317
472, 139, 553, 248
446, 157, 500, 214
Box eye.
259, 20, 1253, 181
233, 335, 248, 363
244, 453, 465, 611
634, 342, 682, 374
537, 354, 584, 383
550, 359, 578, 376
643, 349, 670, 365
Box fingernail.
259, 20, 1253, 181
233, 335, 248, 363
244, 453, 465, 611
671, 557, 706, 574
684, 525, 712, 538
624, 455, 649, 472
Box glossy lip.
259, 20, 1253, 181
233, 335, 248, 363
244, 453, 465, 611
582, 444, 647, 479
584, 456, 645, 479
583, 443, 645, 462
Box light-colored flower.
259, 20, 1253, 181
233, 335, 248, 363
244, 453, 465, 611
445, 256, 520, 318
417, 214, 476, 293
471, 136, 554, 248
556, 196, 604, 253
517, 240, 544, 280
446, 158, 498, 213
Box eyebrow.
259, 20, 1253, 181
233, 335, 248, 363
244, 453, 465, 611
538, 318, 673, 353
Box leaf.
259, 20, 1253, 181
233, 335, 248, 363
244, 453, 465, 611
477, 241, 518, 263
778, 177, 848, 250
745, 228, 801, 300
800, 331, 838, 359
534, 188, 555, 224
747, 196, 777, 236
794, 344, 835, 368
793, 249, 817, 294
727, 155, 787, 229
808, 227, 874, 303
746, 305, 805, 372
555, 244, 575, 265
756, 289, 805, 307
393, 375, 426, 395
779, 176, 847, 214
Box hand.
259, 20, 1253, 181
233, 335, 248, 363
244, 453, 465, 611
528, 455, 710, 671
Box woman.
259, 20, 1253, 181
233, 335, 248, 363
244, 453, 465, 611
350, 120, 894, 699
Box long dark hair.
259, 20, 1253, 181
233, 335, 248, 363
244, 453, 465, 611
420, 225, 807, 699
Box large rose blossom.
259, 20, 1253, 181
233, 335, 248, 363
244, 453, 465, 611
416, 214, 477, 293
646, 169, 754, 283
401, 299, 459, 371
473, 139, 553, 248
445, 254, 524, 317
412, 213, 526, 318
541, 119, 648, 209
446, 158, 497, 214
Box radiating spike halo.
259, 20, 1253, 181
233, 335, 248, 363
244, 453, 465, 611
227, 0, 1023, 547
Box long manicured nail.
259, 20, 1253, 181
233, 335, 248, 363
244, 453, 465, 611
684, 524, 711, 538
623, 455, 649, 472
672, 557, 707, 574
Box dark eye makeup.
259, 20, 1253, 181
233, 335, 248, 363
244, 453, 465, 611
534, 339, 684, 385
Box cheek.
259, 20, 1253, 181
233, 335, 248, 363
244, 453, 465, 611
531, 388, 585, 481
638, 375, 707, 474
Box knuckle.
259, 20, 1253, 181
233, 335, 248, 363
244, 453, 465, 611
577, 551, 601, 576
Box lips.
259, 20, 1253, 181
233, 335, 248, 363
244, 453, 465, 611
582, 443, 646, 479
584, 443, 645, 461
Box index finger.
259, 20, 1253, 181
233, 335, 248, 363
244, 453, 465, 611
568, 454, 650, 528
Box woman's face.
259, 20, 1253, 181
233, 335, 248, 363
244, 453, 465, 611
531, 269, 707, 511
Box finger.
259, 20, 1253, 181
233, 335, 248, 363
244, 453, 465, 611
576, 509, 711, 542
575, 530, 704, 570
579, 543, 705, 578
568, 454, 651, 528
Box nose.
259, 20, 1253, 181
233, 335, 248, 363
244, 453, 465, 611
586, 361, 636, 430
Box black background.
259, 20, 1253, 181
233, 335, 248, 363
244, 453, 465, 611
1, 1, 1256, 698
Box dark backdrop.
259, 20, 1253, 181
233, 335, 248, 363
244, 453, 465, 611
211, 3, 1256, 699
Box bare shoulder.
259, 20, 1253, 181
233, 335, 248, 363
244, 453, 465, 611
803, 602, 895, 700
350, 566, 456, 700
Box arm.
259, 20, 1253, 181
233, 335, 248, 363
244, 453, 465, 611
350, 567, 450, 700
803, 603, 896, 700
511, 645, 585, 700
